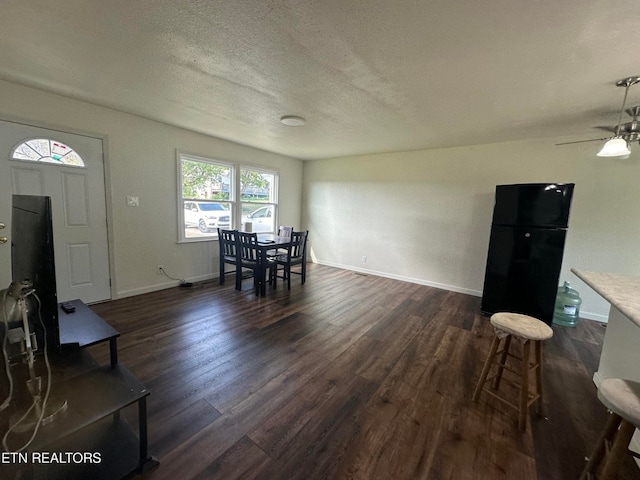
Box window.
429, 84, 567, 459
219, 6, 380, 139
177, 152, 278, 241
11, 138, 85, 167
240, 167, 278, 234
179, 154, 234, 240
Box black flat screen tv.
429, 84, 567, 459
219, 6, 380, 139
11, 194, 60, 355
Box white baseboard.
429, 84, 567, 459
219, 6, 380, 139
314, 260, 482, 297
113, 261, 611, 327
116, 273, 217, 299
576, 310, 608, 323
314, 261, 610, 323
115, 262, 612, 326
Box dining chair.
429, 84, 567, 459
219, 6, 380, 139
278, 226, 293, 238
268, 225, 294, 257
217, 229, 239, 288
273, 230, 308, 290
236, 231, 274, 294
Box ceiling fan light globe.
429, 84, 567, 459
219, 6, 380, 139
597, 137, 631, 158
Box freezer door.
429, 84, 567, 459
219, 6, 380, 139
481, 225, 567, 324
492, 183, 574, 228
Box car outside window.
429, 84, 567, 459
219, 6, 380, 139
184, 201, 231, 234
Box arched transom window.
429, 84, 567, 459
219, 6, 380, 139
11, 138, 85, 167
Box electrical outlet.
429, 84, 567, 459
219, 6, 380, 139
157, 265, 163, 275
362, 256, 367, 263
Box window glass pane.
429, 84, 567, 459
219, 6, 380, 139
182, 159, 231, 201
240, 168, 277, 233
179, 155, 234, 241
183, 200, 232, 239
240, 167, 278, 233
10, 138, 86, 167
13, 143, 41, 161
27, 139, 51, 157
241, 203, 275, 233
241, 170, 274, 203
62, 150, 85, 166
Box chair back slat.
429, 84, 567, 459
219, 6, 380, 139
218, 229, 237, 257
278, 226, 294, 238
288, 231, 307, 260
237, 231, 259, 262
217, 228, 239, 287
273, 230, 308, 289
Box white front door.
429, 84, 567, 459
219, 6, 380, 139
0, 119, 110, 303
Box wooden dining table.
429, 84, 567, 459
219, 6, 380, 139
254, 233, 291, 296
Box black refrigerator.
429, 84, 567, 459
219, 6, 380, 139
480, 183, 574, 325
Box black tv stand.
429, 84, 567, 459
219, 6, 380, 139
1, 300, 158, 479
59, 299, 120, 367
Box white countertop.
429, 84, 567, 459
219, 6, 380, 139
571, 269, 640, 328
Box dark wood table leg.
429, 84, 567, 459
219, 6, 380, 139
109, 338, 118, 367
259, 249, 267, 296
138, 396, 159, 473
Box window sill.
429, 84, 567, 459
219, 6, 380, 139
177, 236, 218, 244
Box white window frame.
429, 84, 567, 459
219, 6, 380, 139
177, 152, 235, 242
177, 151, 279, 242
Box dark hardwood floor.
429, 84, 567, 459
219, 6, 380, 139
86, 264, 639, 480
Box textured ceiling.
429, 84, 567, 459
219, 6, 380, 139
1, 0, 640, 160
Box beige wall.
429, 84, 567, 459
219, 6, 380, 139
0, 80, 303, 298
3, 79, 639, 320
302, 139, 640, 321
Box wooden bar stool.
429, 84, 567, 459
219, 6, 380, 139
472, 312, 554, 430
580, 378, 640, 480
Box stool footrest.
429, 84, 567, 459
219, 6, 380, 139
481, 382, 541, 410
490, 360, 541, 378
483, 388, 520, 411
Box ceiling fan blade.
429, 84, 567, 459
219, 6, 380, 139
555, 137, 610, 146
626, 105, 640, 119
556, 80, 640, 148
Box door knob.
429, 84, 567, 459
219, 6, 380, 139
0, 237, 7, 244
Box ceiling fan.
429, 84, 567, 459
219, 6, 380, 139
556, 76, 640, 159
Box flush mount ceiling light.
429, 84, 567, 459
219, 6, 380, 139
596, 76, 640, 159
280, 115, 306, 127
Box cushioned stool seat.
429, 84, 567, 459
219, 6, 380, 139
580, 378, 640, 480
473, 312, 554, 430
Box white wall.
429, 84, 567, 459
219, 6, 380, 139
302, 138, 640, 321
4, 79, 638, 319
0, 80, 303, 299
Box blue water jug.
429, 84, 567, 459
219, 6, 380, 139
552, 281, 582, 327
